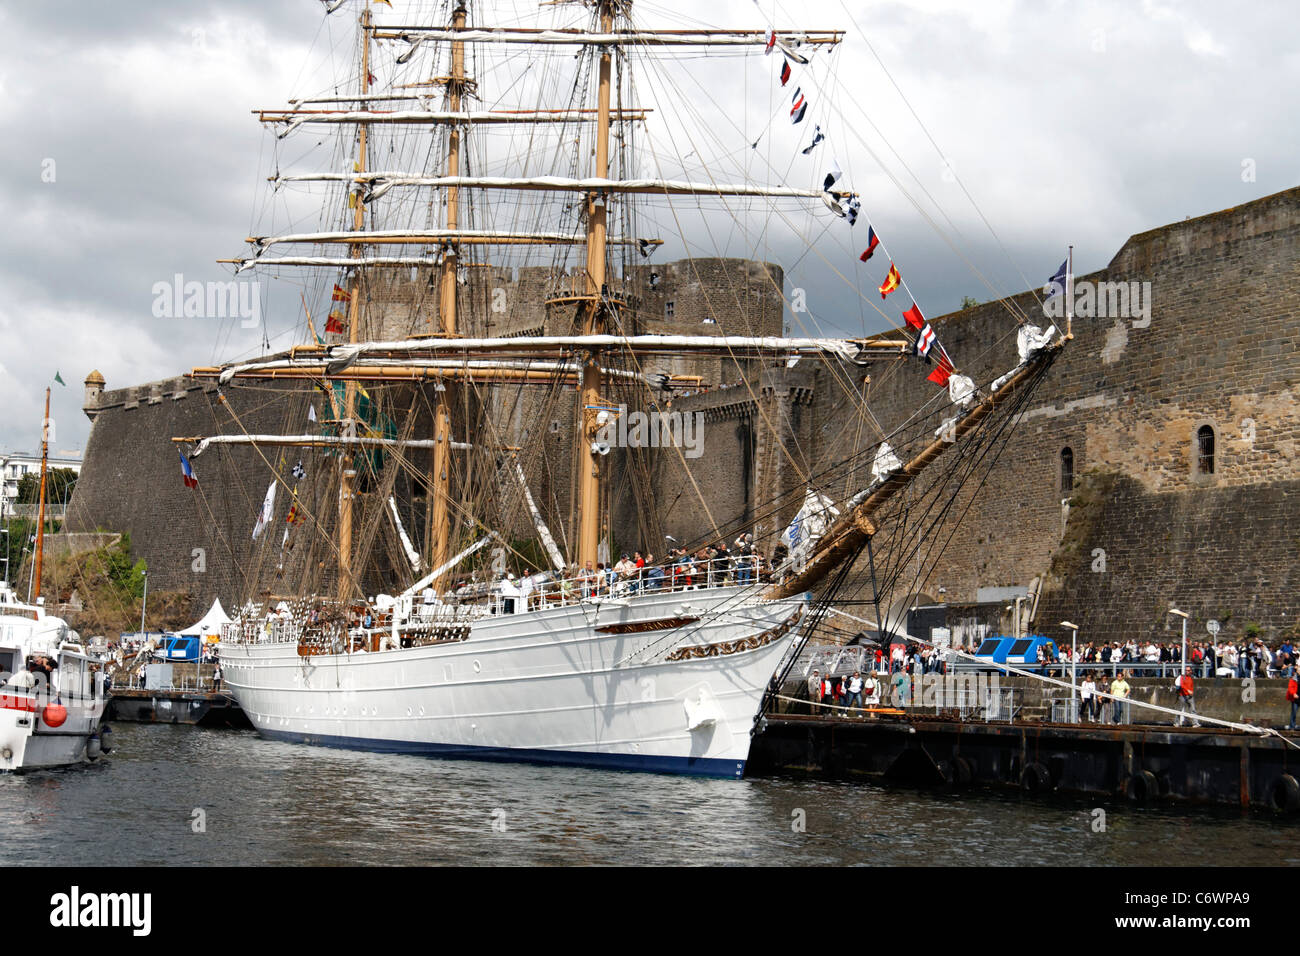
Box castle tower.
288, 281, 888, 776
83, 370, 105, 421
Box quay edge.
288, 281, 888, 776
747, 715, 1300, 812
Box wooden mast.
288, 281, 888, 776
212, 10, 846, 594
576, 0, 616, 572
338, 5, 373, 600
429, 2, 467, 589
32, 386, 50, 603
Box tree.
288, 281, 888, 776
1, 519, 34, 587
960, 296, 979, 310
16, 467, 78, 507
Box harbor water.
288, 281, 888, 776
2, 724, 1297, 866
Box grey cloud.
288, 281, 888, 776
1, 0, 1296, 454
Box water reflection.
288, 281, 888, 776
0, 725, 1296, 866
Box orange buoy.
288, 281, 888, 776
42, 703, 67, 728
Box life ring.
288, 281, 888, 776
1020, 762, 1052, 793
1126, 769, 1160, 804
1268, 774, 1300, 813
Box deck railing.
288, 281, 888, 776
219, 555, 769, 646
516, 555, 768, 610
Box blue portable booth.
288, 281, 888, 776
973, 635, 1057, 667
155, 634, 201, 663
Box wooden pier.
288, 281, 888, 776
105, 688, 251, 728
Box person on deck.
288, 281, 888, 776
734, 534, 753, 585
713, 541, 732, 584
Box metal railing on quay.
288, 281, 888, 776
945, 659, 1253, 679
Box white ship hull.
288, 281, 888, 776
221, 586, 804, 778
0, 584, 108, 773
0, 700, 103, 772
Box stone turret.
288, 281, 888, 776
83, 370, 105, 421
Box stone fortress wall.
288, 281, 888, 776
65, 188, 1300, 647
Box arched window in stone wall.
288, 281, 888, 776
1060, 446, 1074, 496
1196, 425, 1216, 476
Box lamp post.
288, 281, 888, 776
1168, 608, 1189, 676
140, 569, 148, 637
1060, 621, 1080, 721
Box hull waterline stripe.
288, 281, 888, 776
258, 728, 745, 778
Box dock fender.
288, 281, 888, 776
1268, 774, 1300, 813
87, 734, 102, 760
953, 756, 974, 786
1020, 761, 1052, 793
99, 725, 114, 753
1125, 769, 1159, 804
937, 755, 974, 787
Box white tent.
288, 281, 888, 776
180, 599, 233, 643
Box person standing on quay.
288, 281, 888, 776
807, 669, 822, 716
1174, 668, 1201, 728
1109, 671, 1131, 724
1080, 673, 1097, 723
1286, 668, 1298, 731
846, 671, 864, 712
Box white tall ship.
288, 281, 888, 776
191, 1, 1063, 777
222, 573, 805, 777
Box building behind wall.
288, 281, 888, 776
1, 451, 83, 520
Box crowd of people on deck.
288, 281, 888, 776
427, 531, 783, 613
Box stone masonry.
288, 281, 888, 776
64, 188, 1300, 649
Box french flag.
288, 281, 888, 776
179, 451, 198, 489
780, 59, 791, 86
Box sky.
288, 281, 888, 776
0, 0, 1295, 456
